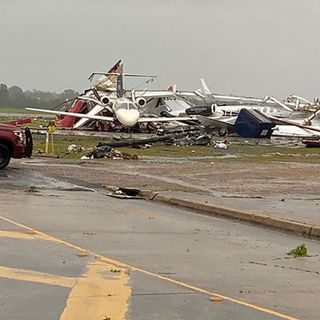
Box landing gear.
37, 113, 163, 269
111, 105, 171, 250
212, 128, 227, 137
218, 128, 227, 137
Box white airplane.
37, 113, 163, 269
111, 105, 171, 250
269, 112, 320, 137
26, 72, 198, 128
178, 79, 320, 113
197, 105, 320, 137
26, 60, 320, 137
150, 78, 298, 121
176, 79, 320, 137
133, 77, 320, 137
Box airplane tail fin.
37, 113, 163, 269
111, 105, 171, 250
95, 59, 123, 91
199, 79, 214, 104
200, 79, 212, 96
108, 59, 122, 74
168, 84, 177, 93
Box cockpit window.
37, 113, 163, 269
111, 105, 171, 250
117, 102, 137, 110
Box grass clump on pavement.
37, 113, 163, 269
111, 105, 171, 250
287, 244, 308, 257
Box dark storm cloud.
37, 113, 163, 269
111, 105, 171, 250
1, 0, 320, 98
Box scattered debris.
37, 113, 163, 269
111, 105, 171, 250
77, 251, 90, 257
194, 134, 211, 146
222, 195, 263, 199
25, 230, 37, 235
82, 232, 96, 236
67, 144, 86, 152
131, 143, 152, 149
82, 146, 138, 160
97, 134, 177, 148
24, 185, 40, 193
6, 118, 32, 126
178, 133, 212, 146
213, 140, 229, 149
302, 138, 320, 148
210, 296, 224, 302
287, 244, 308, 257
106, 187, 143, 199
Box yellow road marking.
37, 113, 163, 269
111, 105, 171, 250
0, 214, 299, 320
0, 266, 76, 288
59, 261, 131, 320
0, 230, 40, 240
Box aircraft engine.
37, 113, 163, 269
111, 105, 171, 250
101, 95, 110, 105
136, 97, 147, 107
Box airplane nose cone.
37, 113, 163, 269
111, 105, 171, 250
116, 109, 140, 127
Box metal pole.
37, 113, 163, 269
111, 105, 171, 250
51, 133, 54, 154
45, 132, 49, 154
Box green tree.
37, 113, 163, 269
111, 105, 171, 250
8, 85, 26, 106
0, 83, 9, 106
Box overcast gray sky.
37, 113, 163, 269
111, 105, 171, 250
1, 0, 320, 98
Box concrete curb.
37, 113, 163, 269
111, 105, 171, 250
103, 186, 319, 239
310, 226, 320, 238
140, 191, 319, 239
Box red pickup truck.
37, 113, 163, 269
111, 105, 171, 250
0, 125, 33, 169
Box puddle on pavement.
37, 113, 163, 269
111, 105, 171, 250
0, 168, 95, 192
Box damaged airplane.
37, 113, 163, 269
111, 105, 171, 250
26, 60, 320, 138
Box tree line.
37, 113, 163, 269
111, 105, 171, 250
0, 83, 79, 109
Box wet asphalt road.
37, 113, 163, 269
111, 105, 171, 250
0, 164, 319, 320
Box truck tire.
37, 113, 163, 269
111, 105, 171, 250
24, 127, 33, 158
0, 143, 11, 169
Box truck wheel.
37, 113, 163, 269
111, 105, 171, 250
24, 127, 33, 158
0, 144, 11, 169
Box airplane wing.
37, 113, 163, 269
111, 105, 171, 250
269, 116, 320, 134
133, 90, 176, 99
73, 104, 106, 129
198, 115, 237, 129
26, 107, 196, 124
272, 125, 320, 137
138, 116, 198, 123
26, 108, 114, 122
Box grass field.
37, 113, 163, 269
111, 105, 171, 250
31, 133, 320, 163
0, 105, 53, 129
0, 107, 46, 114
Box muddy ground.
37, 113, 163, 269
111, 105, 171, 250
14, 156, 320, 199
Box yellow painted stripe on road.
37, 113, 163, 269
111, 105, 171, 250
0, 230, 40, 240
0, 214, 299, 320
59, 261, 131, 320
0, 266, 76, 288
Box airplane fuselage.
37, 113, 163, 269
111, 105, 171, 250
215, 104, 293, 119
112, 97, 140, 127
